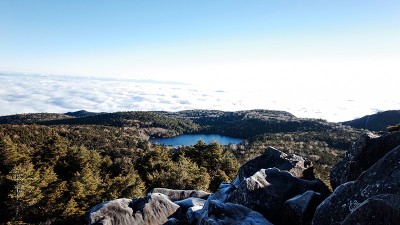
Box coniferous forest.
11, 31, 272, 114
0, 110, 364, 224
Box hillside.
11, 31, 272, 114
341, 110, 400, 131
0, 109, 364, 224
0, 113, 72, 124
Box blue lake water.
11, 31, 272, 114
150, 134, 243, 147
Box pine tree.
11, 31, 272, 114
6, 162, 42, 222
105, 169, 145, 199
0, 136, 28, 172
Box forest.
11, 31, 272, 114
0, 110, 364, 224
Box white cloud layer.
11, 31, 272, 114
0, 73, 399, 122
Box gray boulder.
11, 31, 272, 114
174, 197, 206, 209
330, 131, 400, 189
197, 200, 273, 225
163, 218, 181, 225
234, 146, 314, 187
207, 182, 236, 202
341, 193, 400, 225
150, 188, 211, 201
228, 168, 330, 224
313, 145, 400, 225
87, 193, 179, 225
87, 198, 135, 225
187, 205, 204, 225
280, 190, 323, 225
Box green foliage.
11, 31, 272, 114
0, 125, 147, 224
0, 136, 29, 171
104, 170, 145, 199
175, 141, 240, 191
387, 123, 400, 132
136, 146, 211, 191
39, 111, 200, 137
6, 162, 43, 221
0, 110, 364, 224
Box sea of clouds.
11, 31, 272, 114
1, 72, 398, 122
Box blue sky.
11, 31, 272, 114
1, 1, 399, 82
0, 1, 400, 120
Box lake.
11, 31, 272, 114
150, 134, 243, 147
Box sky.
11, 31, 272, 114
0, 1, 400, 121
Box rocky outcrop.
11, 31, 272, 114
87, 146, 332, 225
234, 147, 314, 186
228, 168, 330, 224
87, 193, 179, 225
330, 131, 400, 189
313, 144, 400, 225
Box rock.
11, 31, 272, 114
341, 193, 400, 225
150, 188, 211, 201
330, 131, 400, 189
163, 218, 180, 225
207, 182, 236, 202
197, 200, 273, 225
87, 198, 135, 225
174, 197, 206, 209
228, 168, 330, 224
280, 190, 323, 225
313, 145, 400, 225
234, 146, 314, 187
87, 193, 179, 225
187, 205, 203, 224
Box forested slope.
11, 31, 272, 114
0, 109, 364, 224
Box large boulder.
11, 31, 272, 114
87, 198, 135, 225
87, 193, 179, 225
280, 190, 323, 225
234, 146, 314, 187
150, 188, 210, 201
207, 182, 236, 202
313, 145, 400, 225
187, 205, 204, 225
330, 131, 400, 189
228, 168, 330, 224
341, 193, 400, 225
197, 200, 273, 225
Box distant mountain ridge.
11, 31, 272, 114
64, 110, 104, 117
341, 110, 400, 131
0, 109, 355, 139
